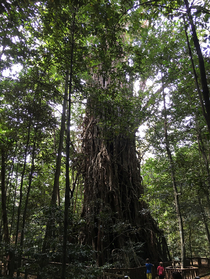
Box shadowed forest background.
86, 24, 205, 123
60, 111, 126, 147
0, 0, 210, 278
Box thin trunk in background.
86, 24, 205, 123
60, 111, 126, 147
9, 144, 18, 237
183, 16, 209, 132
188, 225, 193, 264
51, 71, 69, 206
196, 127, 210, 207
42, 71, 69, 252
20, 139, 36, 248
184, 0, 210, 132
197, 191, 210, 252
10, 104, 21, 237
17, 139, 36, 277
10, 167, 18, 237
184, 19, 210, 231
1, 148, 10, 244
15, 122, 31, 246
162, 76, 186, 268
61, 11, 75, 279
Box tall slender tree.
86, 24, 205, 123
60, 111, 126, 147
162, 76, 186, 268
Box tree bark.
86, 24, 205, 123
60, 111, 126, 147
61, 11, 75, 279
15, 122, 31, 246
1, 148, 10, 244
20, 139, 36, 248
42, 71, 69, 253
184, 0, 210, 133
9, 143, 18, 237
80, 86, 168, 266
162, 77, 186, 268
183, 21, 210, 217
17, 139, 36, 277
183, 16, 210, 132
51, 71, 69, 206
197, 193, 210, 252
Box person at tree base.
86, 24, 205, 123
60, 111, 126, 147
157, 262, 165, 279
145, 258, 154, 279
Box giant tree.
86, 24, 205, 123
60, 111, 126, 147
79, 1, 169, 267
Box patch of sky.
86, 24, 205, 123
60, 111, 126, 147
2, 63, 23, 78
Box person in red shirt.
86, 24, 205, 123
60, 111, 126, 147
157, 262, 165, 279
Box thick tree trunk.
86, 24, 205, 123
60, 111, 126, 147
81, 113, 167, 267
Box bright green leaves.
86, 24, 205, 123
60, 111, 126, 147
142, 144, 210, 256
